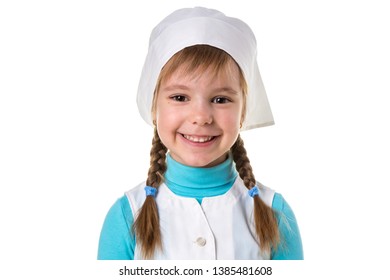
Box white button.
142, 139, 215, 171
195, 237, 206, 247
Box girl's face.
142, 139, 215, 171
155, 60, 244, 167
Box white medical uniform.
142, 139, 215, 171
126, 177, 275, 260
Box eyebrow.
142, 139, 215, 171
213, 87, 239, 95
162, 84, 239, 95
162, 84, 190, 92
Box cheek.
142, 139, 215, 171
155, 99, 169, 125
156, 105, 176, 126
219, 107, 242, 129
155, 103, 185, 138
223, 118, 240, 133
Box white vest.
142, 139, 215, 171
126, 177, 275, 260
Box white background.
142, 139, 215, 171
1, 0, 389, 278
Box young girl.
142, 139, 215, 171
98, 7, 303, 260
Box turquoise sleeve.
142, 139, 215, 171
271, 193, 304, 260
97, 196, 135, 260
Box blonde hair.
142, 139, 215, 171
133, 45, 279, 259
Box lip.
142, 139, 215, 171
179, 133, 219, 146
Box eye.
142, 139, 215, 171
212, 96, 231, 104
170, 95, 188, 102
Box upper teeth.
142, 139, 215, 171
183, 135, 213, 143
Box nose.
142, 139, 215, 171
189, 100, 213, 126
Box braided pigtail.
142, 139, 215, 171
231, 135, 280, 254
132, 127, 167, 259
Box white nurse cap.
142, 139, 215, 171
136, 7, 274, 131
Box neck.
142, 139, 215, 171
164, 153, 238, 203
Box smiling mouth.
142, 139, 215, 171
181, 134, 216, 143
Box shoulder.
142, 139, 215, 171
257, 181, 275, 207
270, 192, 304, 260
101, 181, 147, 230
101, 195, 134, 231
231, 178, 276, 208
271, 192, 287, 211
125, 181, 148, 196
271, 192, 299, 228
125, 181, 147, 205
271, 192, 296, 219
98, 195, 135, 260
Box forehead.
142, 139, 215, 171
161, 57, 241, 87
